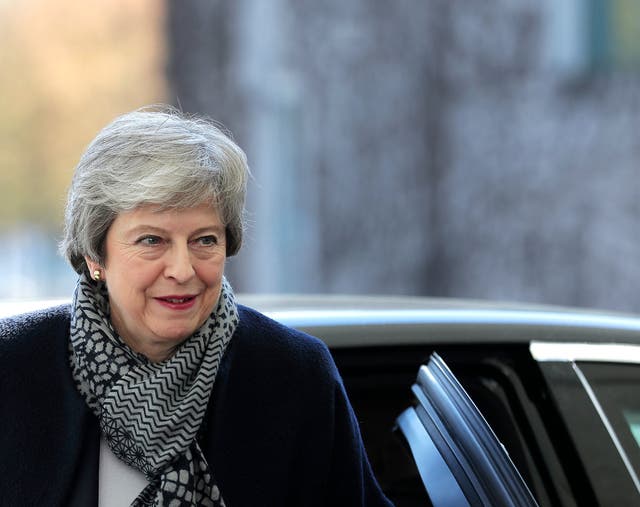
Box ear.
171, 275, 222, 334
84, 257, 104, 281
84, 256, 98, 272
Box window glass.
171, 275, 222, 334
578, 362, 640, 474
624, 410, 640, 449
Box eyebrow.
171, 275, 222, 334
127, 224, 225, 237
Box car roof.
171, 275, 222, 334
240, 295, 640, 347
4, 294, 639, 348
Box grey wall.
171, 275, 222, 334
168, 0, 640, 312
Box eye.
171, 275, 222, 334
194, 235, 218, 247
136, 235, 163, 246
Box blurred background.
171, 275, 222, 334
1, 0, 639, 312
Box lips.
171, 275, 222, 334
162, 297, 193, 304
155, 295, 197, 310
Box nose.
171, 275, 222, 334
163, 243, 195, 283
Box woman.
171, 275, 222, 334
0, 108, 393, 506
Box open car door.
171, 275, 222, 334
396, 353, 539, 507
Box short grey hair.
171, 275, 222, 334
61, 106, 249, 275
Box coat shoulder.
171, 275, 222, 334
235, 304, 336, 373
0, 304, 71, 362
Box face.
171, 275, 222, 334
87, 204, 226, 362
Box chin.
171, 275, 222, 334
157, 328, 196, 344
154, 315, 209, 343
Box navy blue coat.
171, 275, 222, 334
0, 304, 392, 506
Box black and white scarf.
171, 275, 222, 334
69, 273, 238, 506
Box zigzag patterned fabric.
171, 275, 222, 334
69, 273, 238, 506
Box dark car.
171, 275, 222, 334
3, 296, 640, 506
241, 295, 640, 507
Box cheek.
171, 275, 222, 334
108, 261, 163, 295
108, 278, 145, 310
198, 258, 225, 287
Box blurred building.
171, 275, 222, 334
169, 0, 640, 313
3, 0, 639, 314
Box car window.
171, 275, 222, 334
576, 362, 640, 481
396, 353, 539, 507
334, 343, 582, 506
536, 352, 640, 505
626, 410, 640, 447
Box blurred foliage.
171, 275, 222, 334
589, 0, 640, 70
611, 0, 640, 68
0, 0, 167, 228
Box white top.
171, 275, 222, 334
99, 437, 149, 507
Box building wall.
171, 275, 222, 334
168, 0, 640, 312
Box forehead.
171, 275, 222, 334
110, 204, 224, 233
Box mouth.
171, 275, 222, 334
154, 295, 197, 310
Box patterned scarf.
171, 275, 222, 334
69, 272, 238, 506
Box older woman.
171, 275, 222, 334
0, 108, 393, 506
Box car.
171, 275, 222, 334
3, 295, 640, 506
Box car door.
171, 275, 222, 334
396, 353, 539, 507
531, 342, 640, 506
